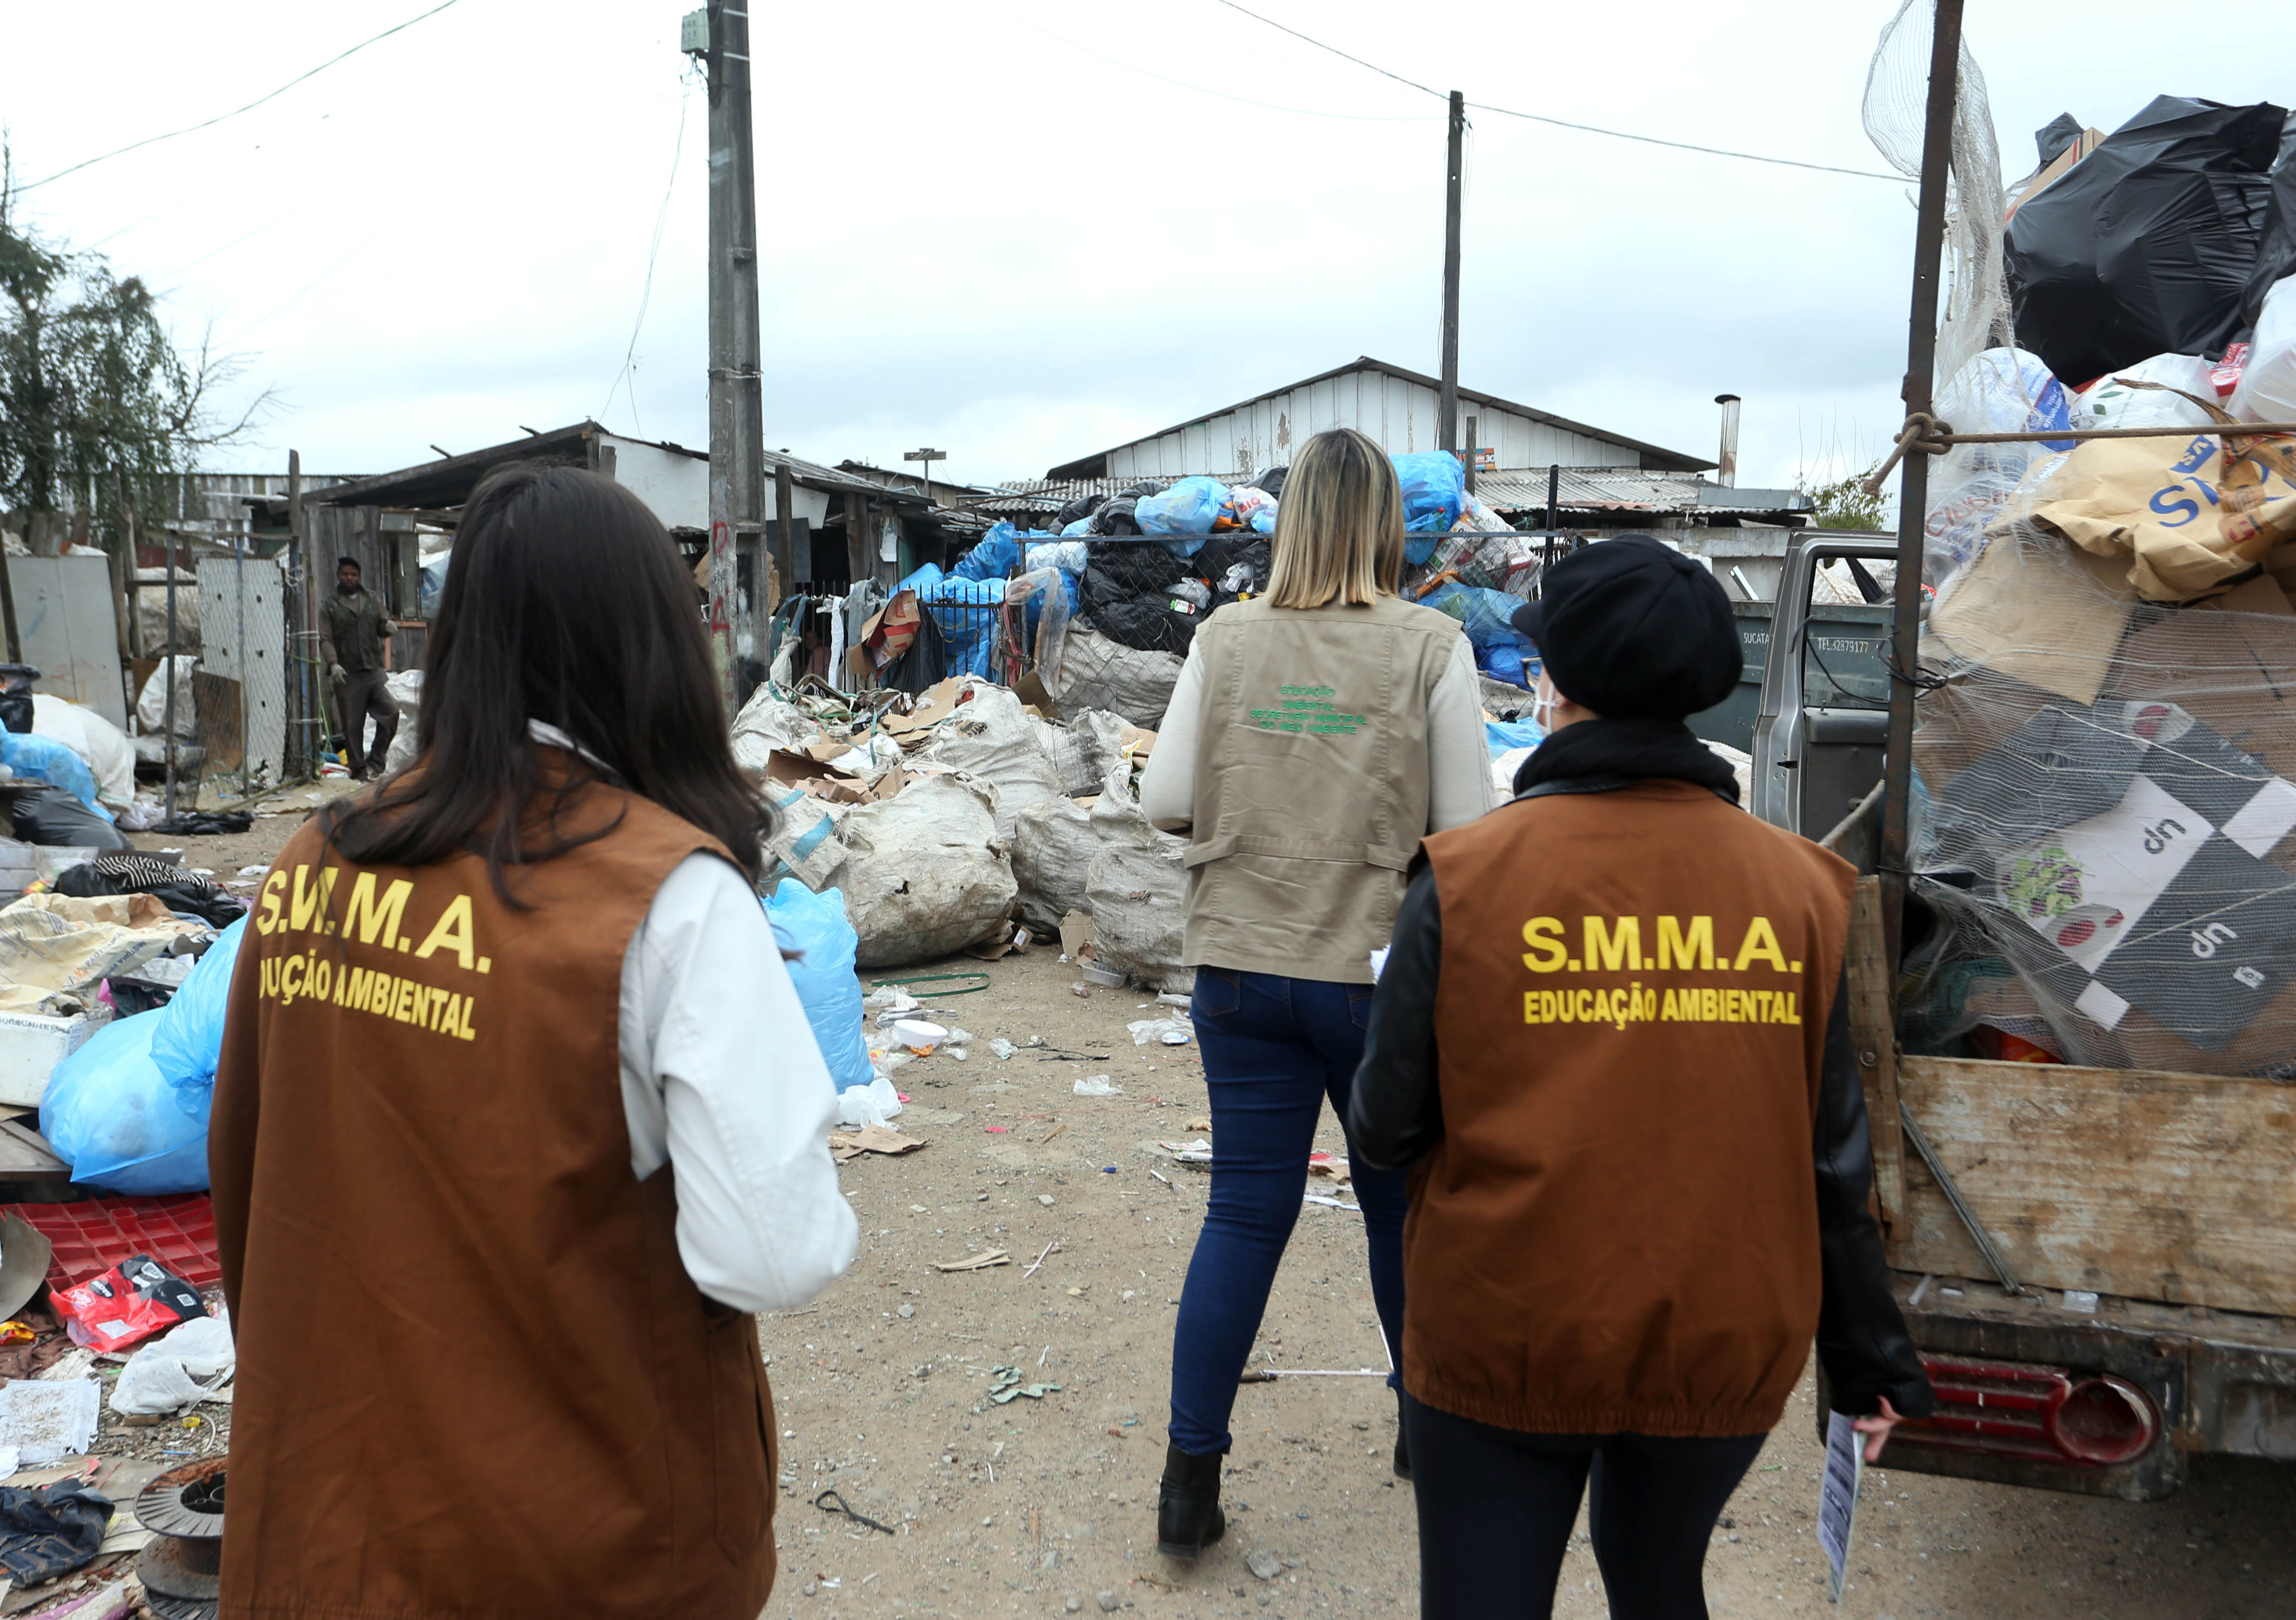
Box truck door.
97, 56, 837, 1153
1750, 536, 1899, 838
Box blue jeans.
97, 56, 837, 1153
1167, 967, 1409, 1457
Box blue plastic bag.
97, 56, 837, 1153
1421, 581, 1532, 654
149, 916, 244, 1089
764, 880, 873, 1093
953, 521, 1044, 582
1250, 505, 1276, 536
41, 1014, 212, 1194
1134, 477, 1229, 539
1393, 452, 1465, 533
1484, 715, 1546, 755
1480, 643, 1536, 688
0, 731, 111, 820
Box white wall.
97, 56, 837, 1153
600, 434, 711, 529
1103, 366, 1636, 478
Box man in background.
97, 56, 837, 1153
320, 555, 398, 779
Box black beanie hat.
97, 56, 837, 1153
1509, 535, 1742, 719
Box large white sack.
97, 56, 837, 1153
2232, 275, 2296, 425
135, 657, 198, 739
1011, 795, 1097, 931
836, 773, 1016, 968
730, 686, 820, 775
915, 683, 1067, 842
1082, 767, 1192, 994
1049, 629, 1181, 730
31, 694, 135, 807
367, 670, 423, 776
2072, 352, 2219, 432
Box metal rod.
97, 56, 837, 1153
1437, 90, 1464, 459
235, 535, 249, 798
1899, 1104, 2020, 1295
1877, 0, 1966, 986
1941, 419, 2296, 444
163, 532, 179, 821
1545, 463, 1559, 532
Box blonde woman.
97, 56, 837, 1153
1137, 427, 1492, 1555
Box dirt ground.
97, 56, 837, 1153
162, 798, 2296, 1620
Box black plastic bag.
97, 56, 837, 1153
0, 665, 37, 736
150, 809, 253, 836
1088, 498, 1142, 537
1052, 493, 1105, 530
8, 784, 134, 850
886, 608, 949, 695
1249, 466, 1289, 501
2240, 113, 2296, 327
2006, 96, 2285, 386
1083, 541, 1189, 600
53, 855, 246, 929
1087, 593, 1201, 655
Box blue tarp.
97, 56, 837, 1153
953, 521, 1048, 582
0, 731, 112, 820
898, 562, 1003, 677
1484, 716, 1546, 756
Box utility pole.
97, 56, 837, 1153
1437, 89, 1465, 461
903, 447, 946, 504
693, 2, 764, 712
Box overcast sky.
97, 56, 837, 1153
3, 1, 2281, 494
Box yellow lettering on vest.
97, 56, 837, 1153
1521, 918, 1568, 973
392, 979, 415, 1022
414, 894, 477, 970
432, 987, 454, 1033
1732, 916, 1789, 973
258, 957, 273, 997
288, 865, 336, 935
375, 973, 397, 1016
1656, 915, 1715, 971
1660, 986, 1678, 1020
312, 960, 333, 1003
457, 995, 477, 1041
1699, 986, 1718, 1022
341, 873, 413, 949
1751, 988, 1769, 1022
256, 871, 287, 936
1786, 992, 1801, 1026
1583, 916, 1640, 974
280, 956, 306, 1006
1592, 988, 1611, 1025
344, 967, 367, 1009
1523, 991, 1540, 1024
1575, 988, 1594, 1023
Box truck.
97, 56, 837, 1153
1749, 528, 2296, 1499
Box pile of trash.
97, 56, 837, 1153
733, 671, 1186, 990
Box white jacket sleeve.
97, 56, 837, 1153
620, 853, 857, 1312
1137, 642, 1204, 833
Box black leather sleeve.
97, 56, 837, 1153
1347, 862, 1444, 1171
1814, 965, 1938, 1419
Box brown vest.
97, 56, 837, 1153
1408, 781, 1853, 1437
1182, 593, 1461, 982
209, 780, 777, 1619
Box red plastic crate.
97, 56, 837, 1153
3, 1195, 221, 1295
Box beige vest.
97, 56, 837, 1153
1181, 593, 1461, 982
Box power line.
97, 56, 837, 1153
1209, 0, 1904, 183
19, 0, 465, 193
1467, 101, 1902, 182
604, 74, 697, 433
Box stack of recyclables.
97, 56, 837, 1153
1904, 427, 2296, 1074
42, 917, 245, 1194
1419, 579, 1539, 686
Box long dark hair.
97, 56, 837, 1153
322, 463, 770, 901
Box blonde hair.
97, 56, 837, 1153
1264, 427, 1404, 609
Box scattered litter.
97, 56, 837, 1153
109, 1314, 234, 1415
1099, 1165, 1117, 1174
1037, 1195, 1055, 1207
1023, 1239, 1060, 1278
932, 1249, 1011, 1273
862, 988, 921, 1014
0, 1378, 99, 1463
52, 1256, 206, 1352
989, 1038, 1016, 1059
1127, 1018, 1191, 1046
892, 1019, 947, 1055
984, 1125, 1009, 1134
1184, 1117, 1211, 1133
835, 1075, 905, 1130
946, 1047, 968, 1061
827, 1126, 926, 1163
1148, 1169, 1172, 1187
0, 1477, 114, 1587
1081, 962, 1125, 988
1154, 1139, 1214, 1166
814, 1488, 897, 1536
233, 865, 266, 879
1156, 992, 1191, 1009
1039, 1122, 1067, 1145
1247, 1551, 1284, 1581
988, 1365, 1061, 1404
1304, 1194, 1362, 1213
1069, 983, 1092, 999
1307, 1151, 1352, 1187
1072, 1076, 1123, 1098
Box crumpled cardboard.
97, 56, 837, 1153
2027, 427, 2296, 602
1927, 528, 2137, 705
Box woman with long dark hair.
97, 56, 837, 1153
211, 464, 855, 1619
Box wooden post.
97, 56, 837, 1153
1847, 876, 1907, 1241
1437, 89, 1465, 458
844, 493, 869, 588
773, 460, 797, 600
1464, 415, 1478, 497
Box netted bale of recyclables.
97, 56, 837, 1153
1909, 454, 2296, 1074
1084, 768, 1192, 995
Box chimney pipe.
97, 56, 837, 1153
1714, 394, 1741, 489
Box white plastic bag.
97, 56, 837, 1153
1925, 347, 2074, 583
835, 1073, 905, 1129
30, 695, 135, 808
2232, 275, 2296, 425
110, 1314, 235, 1415
2072, 353, 2219, 432
135, 656, 197, 739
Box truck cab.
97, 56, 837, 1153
1752, 530, 2296, 1500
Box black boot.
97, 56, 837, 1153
1393, 1389, 1412, 1482
1156, 1444, 1225, 1558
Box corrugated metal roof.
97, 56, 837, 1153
976, 468, 1811, 521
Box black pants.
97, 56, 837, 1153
1404, 1393, 1765, 1620
340, 667, 397, 777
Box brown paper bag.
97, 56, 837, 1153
2028, 426, 2296, 602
